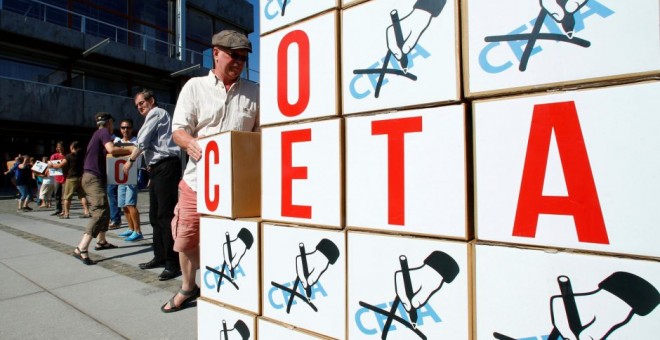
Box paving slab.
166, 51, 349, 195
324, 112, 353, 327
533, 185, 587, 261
0, 291, 124, 340
0, 262, 43, 300
52, 275, 197, 339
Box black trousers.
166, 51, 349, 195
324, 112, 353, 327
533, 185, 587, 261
148, 157, 181, 270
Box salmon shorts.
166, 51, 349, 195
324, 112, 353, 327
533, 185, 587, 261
171, 180, 201, 252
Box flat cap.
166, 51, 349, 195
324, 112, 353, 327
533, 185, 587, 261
95, 112, 113, 124
212, 30, 252, 52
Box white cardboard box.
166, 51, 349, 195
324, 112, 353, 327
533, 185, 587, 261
475, 244, 660, 339
106, 157, 137, 185
261, 119, 342, 228
260, 11, 340, 126
474, 81, 660, 258
346, 105, 468, 239
259, 0, 338, 35
463, 0, 660, 96
197, 298, 256, 340
348, 231, 471, 339
342, 0, 460, 114
196, 131, 261, 218
200, 217, 261, 315
262, 223, 346, 339
257, 317, 332, 340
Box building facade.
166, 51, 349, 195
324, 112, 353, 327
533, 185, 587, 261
0, 0, 253, 162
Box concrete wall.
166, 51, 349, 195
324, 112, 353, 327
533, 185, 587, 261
0, 78, 175, 129
188, 0, 254, 32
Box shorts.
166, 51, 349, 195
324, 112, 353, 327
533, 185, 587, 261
39, 182, 54, 200
171, 180, 200, 252
118, 184, 138, 207
63, 177, 85, 200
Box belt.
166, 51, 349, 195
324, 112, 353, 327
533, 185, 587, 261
150, 156, 179, 169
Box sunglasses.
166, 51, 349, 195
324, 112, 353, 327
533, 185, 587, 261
120, 126, 132, 129
218, 48, 248, 62
135, 100, 146, 108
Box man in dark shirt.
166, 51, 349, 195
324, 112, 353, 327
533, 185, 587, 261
70, 112, 131, 265
48, 141, 89, 218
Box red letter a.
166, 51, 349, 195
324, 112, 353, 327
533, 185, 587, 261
513, 101, 609, 244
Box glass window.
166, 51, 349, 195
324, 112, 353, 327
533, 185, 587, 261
187, 8, 213, 44
131, 0, 170, 29
85, 74, 128, 96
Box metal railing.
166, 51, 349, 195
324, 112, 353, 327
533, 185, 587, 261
3, 0, 205, 64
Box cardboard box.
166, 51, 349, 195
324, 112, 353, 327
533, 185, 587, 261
31, 160, 48, 174
259, 0, 338, 35
260, 11, 340, 126
341, 0, 460, 115
463, 0, 660, 97
346, 105, 468, 239
196, 131, 261, 219
197, 298, 256, 340
475, 244, 660, 339
200, 216, 261, 315
474, 81, 660, 258
261, 119, 343, 228
348, 231, 471, 339
262, 223, 346, 339
106, 157, 137, 185
258, 317, 333, 340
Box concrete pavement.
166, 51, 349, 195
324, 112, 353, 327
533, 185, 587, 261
0, 189, 197, 339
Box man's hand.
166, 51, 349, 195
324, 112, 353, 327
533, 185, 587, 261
541, 0, 587, 22
122, 159, 133, 176
186, 138, 203, 162
386, 9, 433, 64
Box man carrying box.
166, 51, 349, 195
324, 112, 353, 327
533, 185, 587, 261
162, 29, 259, 313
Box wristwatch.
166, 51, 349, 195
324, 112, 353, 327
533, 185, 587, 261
129, 158, 136, 163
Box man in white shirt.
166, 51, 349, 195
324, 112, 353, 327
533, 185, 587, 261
161, 30, 259, 313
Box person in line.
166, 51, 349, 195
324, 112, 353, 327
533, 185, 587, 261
15, 155, 33, 212
123, 89, 181, 280
48, 141, 89, 219
37, 156, 53, 208
163, 30, 259, 312
71, 112, 131, 265
115, 119, 143, 241
49, 142, 66, 216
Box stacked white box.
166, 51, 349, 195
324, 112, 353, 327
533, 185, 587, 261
261, 223, 346, 339
463, 0, 660, 96
347, 231, 471, 339
474, 244, 659, 339
198, 298, 257, 340
258, 317, 333, 340
200, 217, 261, 315
473, 81, 660, 258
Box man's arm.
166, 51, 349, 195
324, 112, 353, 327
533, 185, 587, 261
105, 142, 132, 157
173, 129, 202, 162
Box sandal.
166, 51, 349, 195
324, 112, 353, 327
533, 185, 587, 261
73, 247, 94, 265
161, 287, 200, 313
94, 241, 118, 250
80, 213, 91, 218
